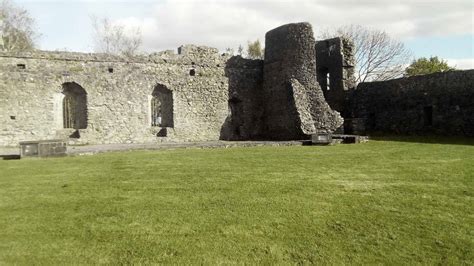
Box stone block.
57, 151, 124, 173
19, 139, 67, 157
311, 133, 332, 145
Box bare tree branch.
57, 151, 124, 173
91, 15, 142, 57
318, 25, 412, 83
0, 0, 40, 52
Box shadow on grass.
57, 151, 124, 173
369, 135, 474, 146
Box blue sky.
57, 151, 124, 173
14, 0, 474, 69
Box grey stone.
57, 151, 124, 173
19, 139, 67, 157
262, 22, 343, 140
347, 70, 474, 136
1, 22, 471, 148
316, 37, 356, 113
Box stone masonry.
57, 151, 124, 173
316, 37, 356, 113
262, 22, 343, 140
0, 22, 472, 147
0, 46, 237, 146
347, 70, 474, 136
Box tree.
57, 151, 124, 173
237, 44, 244, 56
0, 0, 39, 51
405, 56, 455, 76
319, 25, 412, 83
91, 16, 142, 57
225, 47, 234, 55
247, 39, 264, 59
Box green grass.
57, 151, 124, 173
0, 139, 473, 264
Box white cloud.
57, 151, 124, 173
109, 0, 473, 52
447, 58, 474, 70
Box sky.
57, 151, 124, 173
13, 0, 474, 69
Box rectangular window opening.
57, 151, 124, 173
423, 106, 433, 126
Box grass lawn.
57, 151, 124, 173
0, 138, 473, 264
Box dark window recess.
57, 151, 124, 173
151, 84, 173, 127
317, 67, 330, 92
17, 64, 26, 69
10, 116, 16, 120
423, 106, 433, 126
108, 67, 114, 73
62, 82, 88, 129
368, 113, 376, 130
189, 69, 196, 76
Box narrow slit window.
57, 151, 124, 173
317, 67, 330, 92
326, 72, 330, 91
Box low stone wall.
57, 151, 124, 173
19, 139, 67, 157
348, 70, 474, 136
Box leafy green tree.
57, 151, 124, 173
405, 56, 455, 76
247, 39, 264, 59
0, 0, 40, 52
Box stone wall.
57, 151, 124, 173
262, 22, 343, 140
0, 46, 235, 146
0, 22, 349, 146
347, 70, 474, 136
4, 22, 467, 146
221, 56, 264, 140
316, 37, 356, 113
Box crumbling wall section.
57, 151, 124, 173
315, 37, 356, 113
221, 56, 264, 140
263, 22, 343, 140
348, 70, 474, 136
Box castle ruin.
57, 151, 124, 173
0, 22, 472, 147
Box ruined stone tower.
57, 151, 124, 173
262, 22, 343, 140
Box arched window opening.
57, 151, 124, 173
62, 82, 88, 129
151, 84, 173, 127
